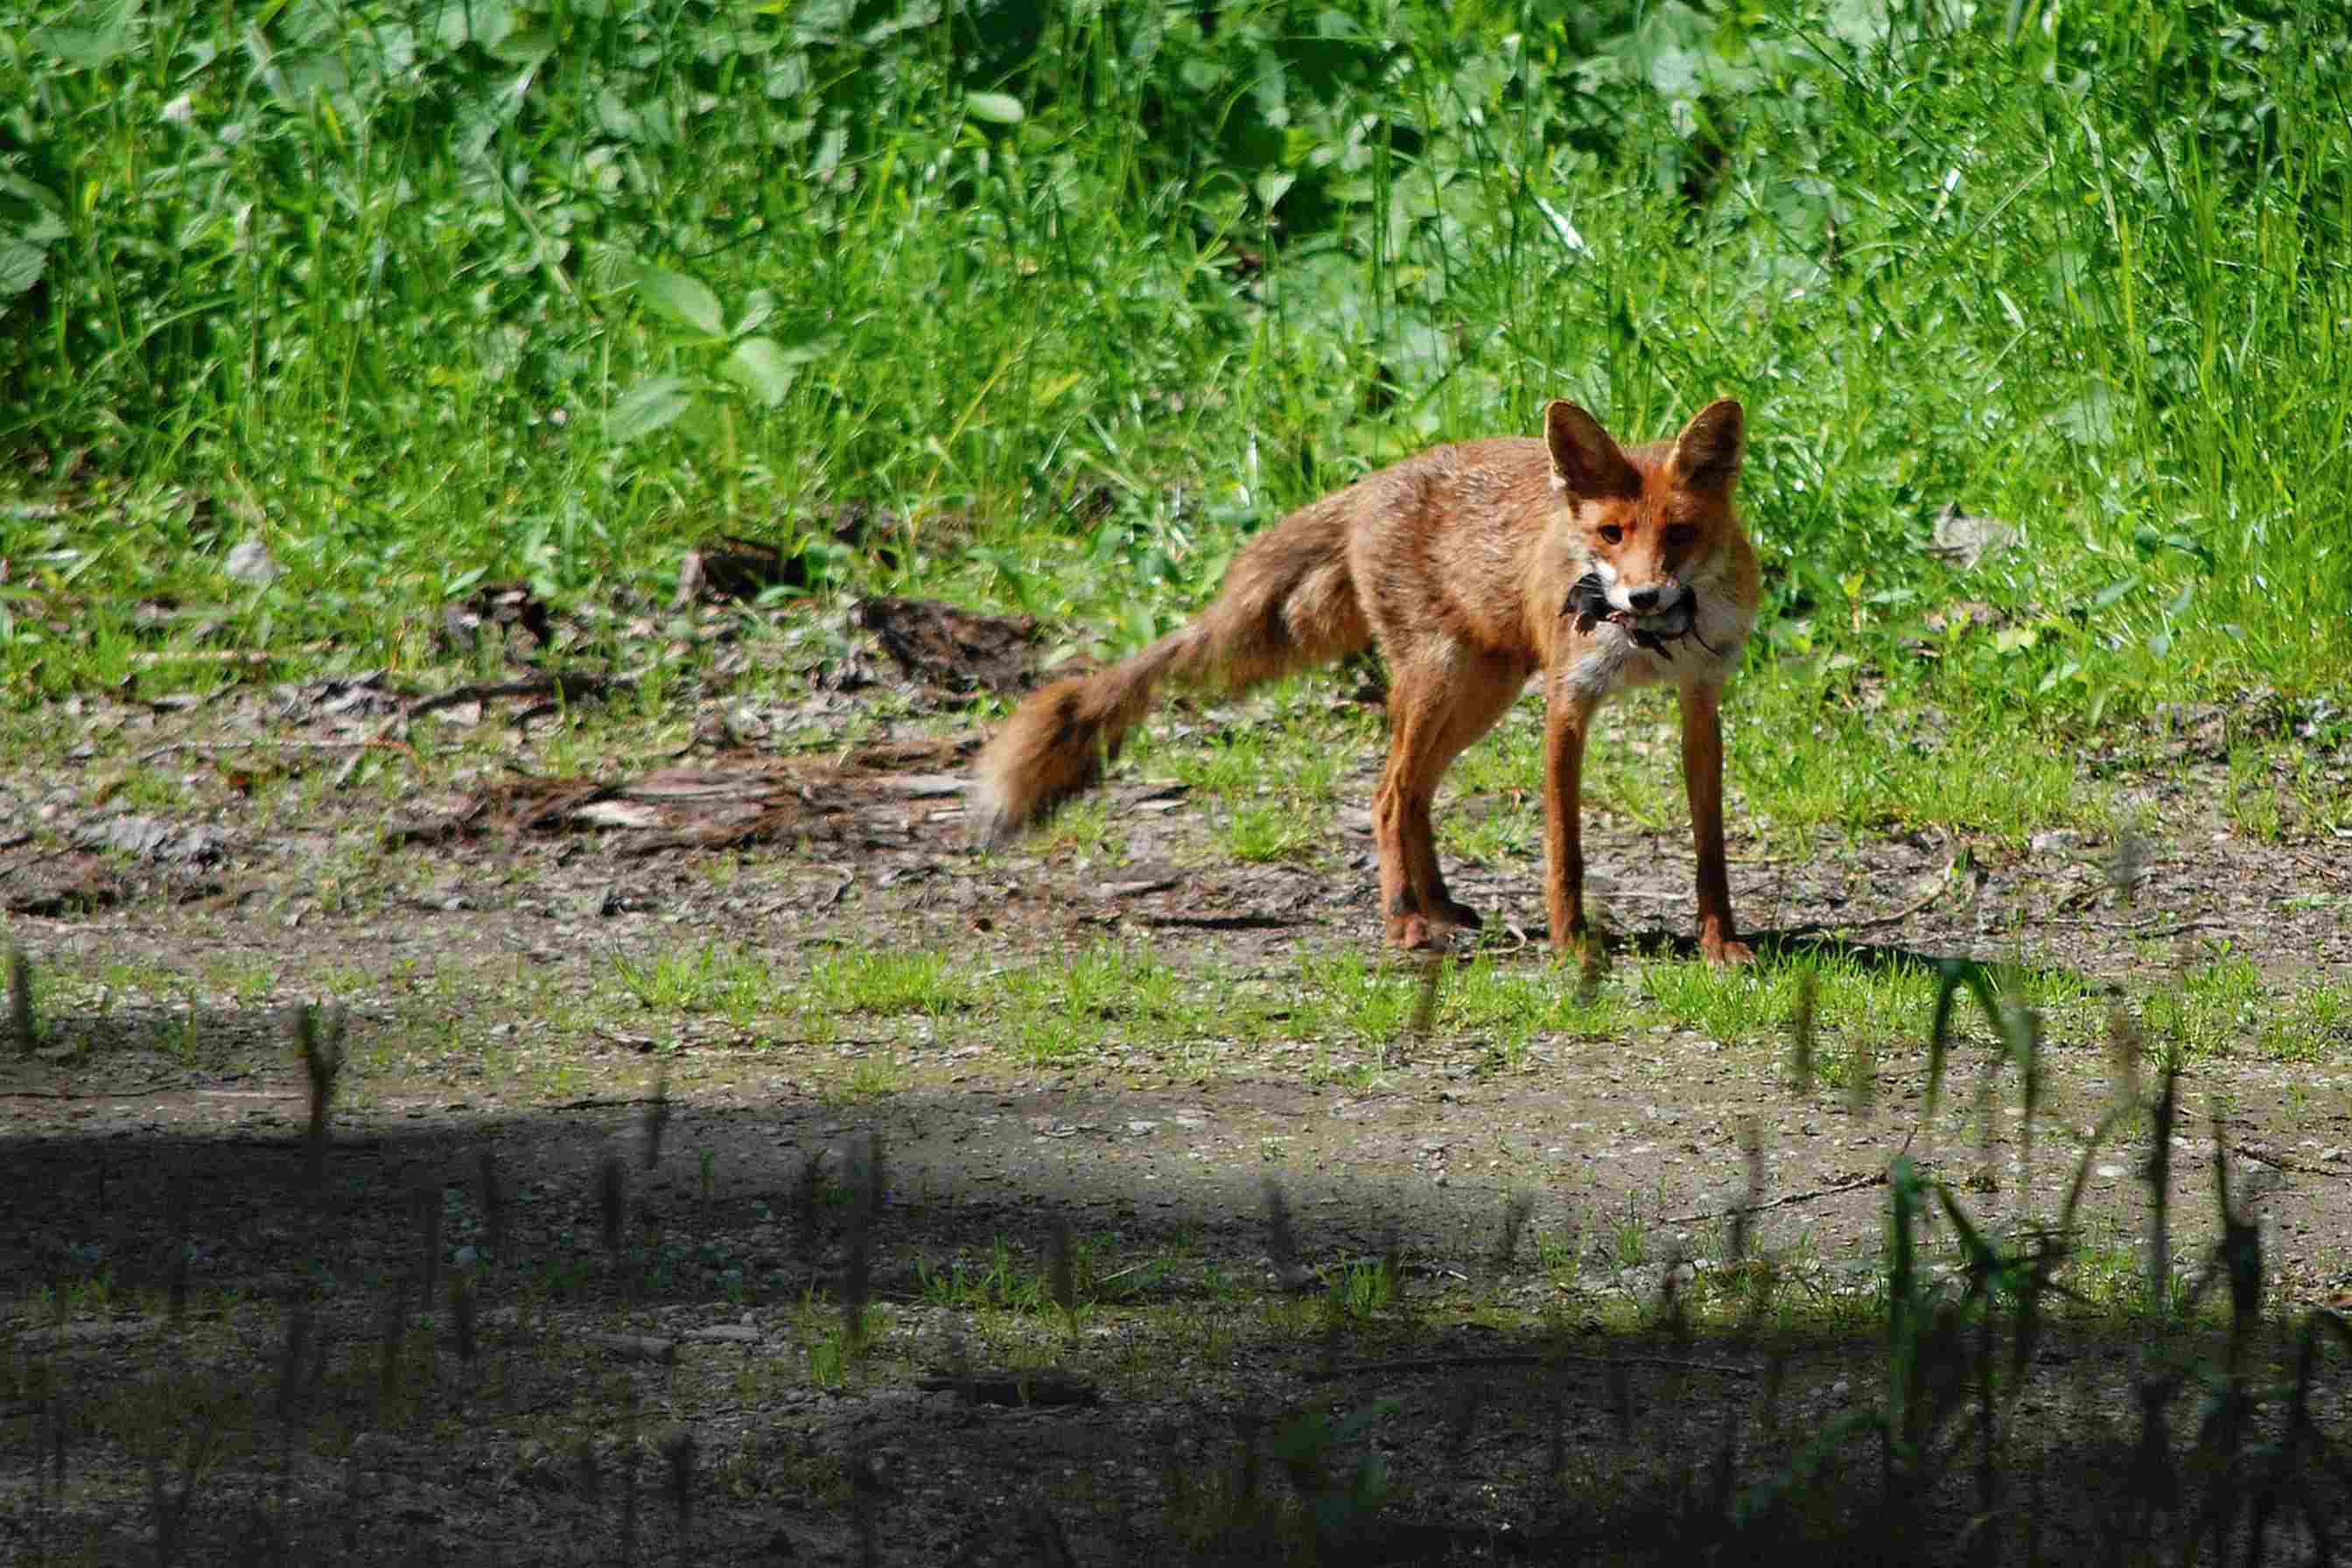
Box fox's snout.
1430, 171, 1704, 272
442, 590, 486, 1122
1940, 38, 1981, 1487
1595, 565, 1686, 617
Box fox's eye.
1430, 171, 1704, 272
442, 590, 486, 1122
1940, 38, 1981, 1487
1664, 524, 1696, 549
1599, 525, 1624, 544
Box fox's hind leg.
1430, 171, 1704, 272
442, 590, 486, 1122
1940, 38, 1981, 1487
1372, 650, 1528, 948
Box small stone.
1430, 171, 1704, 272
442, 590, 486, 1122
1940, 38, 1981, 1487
226, 538, 284, 585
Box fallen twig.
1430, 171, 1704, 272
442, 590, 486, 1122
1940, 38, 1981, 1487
408, 671, 613, 720
2036, 915, 2233, 940
1780, 879, 1951, 938
1660, 1170, 1888, 1226
1313, 1351, 1754, 1382
126, 643, 331, 668
336, 672, 620, 788
2231, 1142, 2351, 1180
139, 738, 412, 763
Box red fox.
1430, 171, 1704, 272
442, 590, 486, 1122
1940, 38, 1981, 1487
971, 399, 1761, 965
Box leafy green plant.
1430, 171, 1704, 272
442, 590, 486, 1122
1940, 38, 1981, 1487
0, 0, 2344, 776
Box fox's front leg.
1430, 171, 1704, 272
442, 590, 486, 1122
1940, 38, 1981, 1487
1541, 683, 1600, 959
1677, 681, 1754, 966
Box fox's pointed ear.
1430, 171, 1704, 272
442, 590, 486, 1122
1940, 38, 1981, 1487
1544, 401, 1642, 499
1670, 400, 1745, 493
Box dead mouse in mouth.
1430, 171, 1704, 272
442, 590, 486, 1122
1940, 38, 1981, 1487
1564, 572, 1720, 656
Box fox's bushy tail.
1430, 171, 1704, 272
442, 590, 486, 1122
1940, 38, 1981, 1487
970, 500, 1372, 846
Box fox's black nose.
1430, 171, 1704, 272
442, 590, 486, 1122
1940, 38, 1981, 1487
1626, 586, 1662, 612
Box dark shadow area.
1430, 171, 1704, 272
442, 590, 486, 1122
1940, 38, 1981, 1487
8, 1036, 2351, 1566
1506, 920, 2082, 985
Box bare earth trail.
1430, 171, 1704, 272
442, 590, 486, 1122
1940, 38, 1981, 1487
3, 621, 2350, 1564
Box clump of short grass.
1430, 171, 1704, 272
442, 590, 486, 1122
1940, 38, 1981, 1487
801, 948, 975, 1020
1637, 949, 2101, 1082
1022, 793, 1122, 860
2125, 942, 2349, 1065
819, 1055, 910, 1105
611, 942, 780, 1026
1219, 799, 1330, 864
2259, 976, 2352, 1062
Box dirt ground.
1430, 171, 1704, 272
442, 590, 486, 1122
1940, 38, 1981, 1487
4, 596, 2351, 1564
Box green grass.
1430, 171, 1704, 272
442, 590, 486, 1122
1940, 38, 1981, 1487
1627, 934, 2349, 1081
2132, 947, 2352, 1064
1219, 798, 1330, 864
999, 943, 1245, 1062
800, 948, 973, 1019
914, 1231, 1158, 1316
22, 924, 2348, 1091
4, 0, 2348, 805
612, 942, 779, 1025
1024, 792, 1121, 859
1130, 702, 1354, 861
818, 1054, 909, 1104
1153, 713, 1354, 808
606, 943, 987, 1039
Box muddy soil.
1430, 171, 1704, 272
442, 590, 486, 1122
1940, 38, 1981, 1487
4, 599, 2350, 1564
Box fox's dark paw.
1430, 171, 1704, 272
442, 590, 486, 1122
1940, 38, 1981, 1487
1430, 897, 1483, 932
